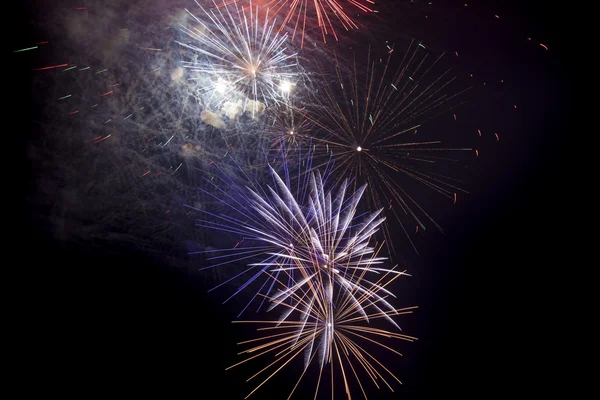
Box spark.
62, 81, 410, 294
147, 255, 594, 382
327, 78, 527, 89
13, 46, 37, 53
33, 63, 68, 71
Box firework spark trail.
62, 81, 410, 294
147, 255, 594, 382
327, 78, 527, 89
226, 254, 416, 400
234, 0, 376, 47
177, 0, 299, 117
298, 39, 474, 256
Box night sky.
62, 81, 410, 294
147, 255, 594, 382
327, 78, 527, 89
16, 0, 566, 398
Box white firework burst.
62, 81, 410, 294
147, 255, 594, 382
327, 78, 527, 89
186, 149, 408, 323
177, 0, 299, 117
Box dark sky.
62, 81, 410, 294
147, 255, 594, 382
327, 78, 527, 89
16, 0, 566, 398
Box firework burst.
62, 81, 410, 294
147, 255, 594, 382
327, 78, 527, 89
177, 0, 299, 117
233, 0, 376, 47
185, 146, 415, 398
228, 257, 416, 400
258, 101, 314, 156
302, 39, 474, 255
186, 145, 408, 318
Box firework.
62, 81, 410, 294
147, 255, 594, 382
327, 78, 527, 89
301, 39, 474, 255
228, 254, 416, 400
186, 145, 408, 317
185, 145, 415, 398
236, 0, 376, 47
257, 100, 314, 157
177, 0, 299, 117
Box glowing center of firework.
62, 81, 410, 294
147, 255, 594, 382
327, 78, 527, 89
357, 146, 362, 152
280, 80, 293, 93
327, 323, 332, 327
289, 130, 294, 135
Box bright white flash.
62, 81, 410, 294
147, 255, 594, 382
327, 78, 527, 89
357, 146, 362, 152
280, 80, 293, 93
215, 80, 228, 94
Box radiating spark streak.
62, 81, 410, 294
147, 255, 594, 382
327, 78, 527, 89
92, 134, 111, 143
33, 64, 68, 71
14, 46, 37, 52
